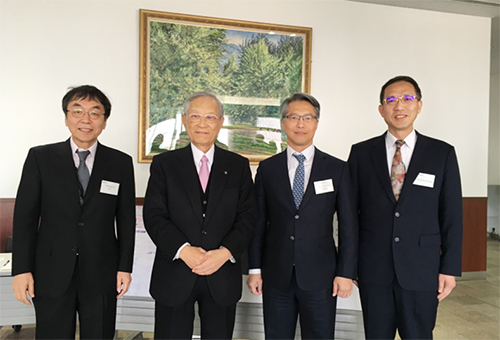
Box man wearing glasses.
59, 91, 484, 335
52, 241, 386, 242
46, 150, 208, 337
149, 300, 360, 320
348, 76, 463, 339
143, 91, 256, 339
12, 85, 136, 339
247, 93, 358, 339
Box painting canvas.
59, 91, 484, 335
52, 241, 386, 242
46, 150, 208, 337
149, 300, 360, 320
139, 10, 312, 163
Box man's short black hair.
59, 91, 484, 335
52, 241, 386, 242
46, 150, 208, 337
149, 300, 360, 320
62, 85, 112, 119
280, 93, 321, 119
380, 76, 422, 105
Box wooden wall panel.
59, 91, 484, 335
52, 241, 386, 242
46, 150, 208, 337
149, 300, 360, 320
0, 197, 489, 273
0, 198, 15, 253
462, 197, 487, 272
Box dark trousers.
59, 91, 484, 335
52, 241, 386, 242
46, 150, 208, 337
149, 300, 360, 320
154, 276, 236, 340
33, 261, 117, 339
262, 269, 337, 340
359, 277, 439, 340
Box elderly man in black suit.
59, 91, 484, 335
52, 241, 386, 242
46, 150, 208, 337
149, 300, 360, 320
247, 93, 358, 339
348, 76, 463, 339
12, 85, 136, 339
143, 91, 256, 340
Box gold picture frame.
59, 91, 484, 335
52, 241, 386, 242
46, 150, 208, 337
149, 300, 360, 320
138, 9, 312, 163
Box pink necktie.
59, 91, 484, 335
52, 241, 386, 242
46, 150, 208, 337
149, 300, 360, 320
199, 155, 209, 192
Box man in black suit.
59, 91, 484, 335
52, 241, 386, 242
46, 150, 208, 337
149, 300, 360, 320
12, 85, 136, 339
247, 93, 358, 339
348, 76, 463, 339
143, 91, 256, 339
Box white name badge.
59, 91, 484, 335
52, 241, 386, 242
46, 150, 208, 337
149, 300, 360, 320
413, 173, 435, 188
314, 179, 334, 195
100, 180, 120, 196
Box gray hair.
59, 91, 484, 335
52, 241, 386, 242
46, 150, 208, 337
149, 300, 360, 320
280, 93, 320, 119
183, 91, 224, 118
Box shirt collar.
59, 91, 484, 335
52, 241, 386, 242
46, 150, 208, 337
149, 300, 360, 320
70, 138, 98, 155
385, 130, 417, 150
287, 144, 315, 162
190, 143, 215, 165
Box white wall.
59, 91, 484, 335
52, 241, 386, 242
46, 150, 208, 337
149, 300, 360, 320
0, 0, 491, 199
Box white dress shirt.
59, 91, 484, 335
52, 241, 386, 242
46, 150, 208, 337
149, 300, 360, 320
70, 138, 98, 174
385, 130, 417, 175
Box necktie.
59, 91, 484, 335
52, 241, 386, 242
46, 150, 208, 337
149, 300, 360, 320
390, 140, 406, 201
199, 155, 209, 192
292, 153, 306, 209
77, 150, 90, 201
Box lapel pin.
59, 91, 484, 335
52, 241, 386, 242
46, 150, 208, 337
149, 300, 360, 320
224, 171, 228, 175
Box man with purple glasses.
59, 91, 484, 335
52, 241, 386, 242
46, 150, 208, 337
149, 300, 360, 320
348, 76, 463, 339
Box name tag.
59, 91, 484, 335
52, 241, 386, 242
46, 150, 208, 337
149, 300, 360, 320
314, 179, 334, 195
413, 173, 435, 188
100, 180, 120, 196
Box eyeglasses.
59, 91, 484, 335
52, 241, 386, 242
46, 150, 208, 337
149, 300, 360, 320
68, 109, 105, 120
188, 113, 220, 123
382, 94, 418, 105
283, 114, 318, 123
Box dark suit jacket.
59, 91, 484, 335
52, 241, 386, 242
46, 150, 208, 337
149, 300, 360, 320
348, 132, 463, 291
248, 148, 358, 291
143, 145, 256, 307
12, 139, 136, 297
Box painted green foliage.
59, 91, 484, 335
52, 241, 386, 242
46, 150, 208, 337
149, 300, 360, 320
149, 22, 304, 127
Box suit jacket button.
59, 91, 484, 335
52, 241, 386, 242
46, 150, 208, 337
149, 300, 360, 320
202, 230, 207, 235
294, 215, 299, 220
290, 236, 295, 241
394, 237, 400, 242
395, 212, 400, 217
78, 222, 84, 226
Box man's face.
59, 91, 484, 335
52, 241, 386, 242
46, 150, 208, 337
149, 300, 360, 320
281, 100, 318, 152
379, 81, 422, 139
65, 97, 107, 149
182, 96, 224, 153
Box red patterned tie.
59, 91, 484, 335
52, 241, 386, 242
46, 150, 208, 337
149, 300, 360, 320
391, 140, 406, 201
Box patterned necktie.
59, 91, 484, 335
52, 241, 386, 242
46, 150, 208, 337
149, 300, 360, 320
292, 153, 306, 209
77, 150, 90, 201
390, 140, 406, 201
199, 155, 209, 192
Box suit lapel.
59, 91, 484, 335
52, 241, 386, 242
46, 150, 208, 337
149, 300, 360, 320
370, 134, 397, 204
56, 139, 82, 205
299, 148, 324, 210
204, 146, 229, 225
275, 151, 296, 211
176, 146, 204, 225
397, 131, 429, 203
83, 142, 109, 204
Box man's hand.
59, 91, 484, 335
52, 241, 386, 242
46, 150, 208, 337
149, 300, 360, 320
179, 245, 207, 269
191, 247, 232, 276
437, 274, 456, 301
332, 276, 353, 298
116, 271, 132, 298
12, 273, 35, 306
247, 274, 263, 295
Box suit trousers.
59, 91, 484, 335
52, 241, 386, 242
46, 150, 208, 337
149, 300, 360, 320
154, 276, 236, 340
359, 277, 439, 340
33, 260, 117, 339
263, 268, 337, 340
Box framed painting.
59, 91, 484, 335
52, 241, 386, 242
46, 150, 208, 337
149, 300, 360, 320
138, 9, 312, 163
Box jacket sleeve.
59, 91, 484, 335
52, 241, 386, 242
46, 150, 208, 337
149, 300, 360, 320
12, 148, 42, 275
438, 146, 463, 276
115, 155, 136, 273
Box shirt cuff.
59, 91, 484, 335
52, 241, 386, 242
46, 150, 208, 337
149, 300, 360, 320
248, 268, 261, 274
174, 242, 190, 260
